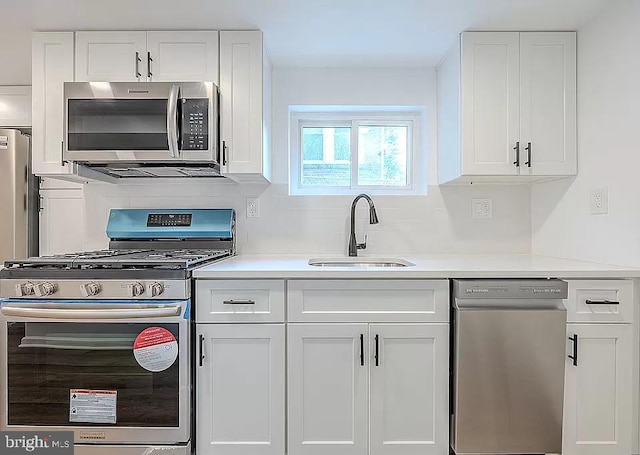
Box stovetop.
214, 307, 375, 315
4, 248, 232, 271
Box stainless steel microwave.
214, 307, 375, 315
63, 82, 221, 178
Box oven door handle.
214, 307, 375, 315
167, 84, 180, 159
0, 305, 182, 319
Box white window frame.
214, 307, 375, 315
290, 111, 424, 196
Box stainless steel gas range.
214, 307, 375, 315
0, 209, 235, 455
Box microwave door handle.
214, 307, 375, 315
167, 84, 180, 158
0, 305, 182, 319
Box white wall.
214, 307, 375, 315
74, 66, 531, 255
531, 0, 640, 267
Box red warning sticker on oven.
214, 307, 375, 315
133, 327, 178, 372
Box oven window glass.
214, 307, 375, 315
67, 99, 170, 151
6, 322, 180, 427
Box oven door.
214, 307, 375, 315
63, 81, 217, 163
0, 299, 190, 445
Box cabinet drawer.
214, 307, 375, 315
196, 280, 285, 323
565, 280, 633, 323
288, 280, 449, 323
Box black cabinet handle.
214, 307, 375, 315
135, 52, 142, 78
359, 334, 364, 366
524, 142, 532, 167
222, 299, 256, 305
568, 334, 578, 366
585, 299, 620, 305
222, 140, 228, 165
374, 334, 380, 367
513, 142, 520, 167
199, 334, 205, 366
147, 52, 153, 78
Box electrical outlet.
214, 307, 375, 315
246, 197, 260, 218
472, 199, 492, 219
590, 188, 609, 215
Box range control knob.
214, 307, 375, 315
148, 282, 164, 297
34, 282, 58, 297
81, 282, 102, 297
15, 282, 35, 297
128, 282, 145, 297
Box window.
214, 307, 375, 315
290, 111, 423, 195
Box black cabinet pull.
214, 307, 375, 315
524, 142, 532, 167
585, 299, 620, 305
199, 334, 205, 366
222, 299, 255, 305
568, 334, 578, 366
359, 334, 364, 366
374, 334, 380, 367
513, 142, 520, 167
147, 52, 153, 78
135, 52, 142, 78
222, 140, 228, 165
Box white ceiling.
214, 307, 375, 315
0, 0, 620, 84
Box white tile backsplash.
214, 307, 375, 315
80, 181, 531, 255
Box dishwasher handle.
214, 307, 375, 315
568, 334, 578, 366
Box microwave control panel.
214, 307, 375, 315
180, 99, 209, 150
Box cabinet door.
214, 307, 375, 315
369, 324, 449, 455
461, 32, 520, 175
32, 32, 74, 176
520, 32, 577, 176
564, 324, 633, 455
197, 324, 285, 455
39, 188, 84, 255
219, 31, 265, 175
0, 86, 31, 127
288, 324, 368, 455
146, 31, 219, 83
75, 31, 147, 82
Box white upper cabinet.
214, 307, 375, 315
0, 86, 31, 127
461, 32, 520, 176
146, 31, 219, 83
32, 32, 75, 176
76, 31, 219, 83
219, 31, 272, 182
438, 31, 577, 183
75, 32, 147, 82
519, 32, 577, 176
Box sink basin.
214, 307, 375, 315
308, 258, 415, 268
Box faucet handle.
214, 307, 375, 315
357, 234, 368, 250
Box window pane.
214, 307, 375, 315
357, 125, 408, 186
301, 127, 351, 186
302, 127, 324, 161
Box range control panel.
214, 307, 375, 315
180, 98, 209, 150
147, 213, 193, 227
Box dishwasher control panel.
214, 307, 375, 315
453, 279, 568, 299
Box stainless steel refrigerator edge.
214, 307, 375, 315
0, 129, 39, 263
451, 279, 568, 455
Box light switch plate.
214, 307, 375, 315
472, 199, 492, 219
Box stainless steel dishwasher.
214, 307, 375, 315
451, 279, 568, 455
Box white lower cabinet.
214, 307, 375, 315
287, 323, 449, 455
563, 323, 633, 455
196, 324, 285, 455
369, 324, 449, 455
288, 324, 369, 455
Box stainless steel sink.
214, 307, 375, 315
308, 258, 415, 267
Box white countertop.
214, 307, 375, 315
193, 254, 640, 279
